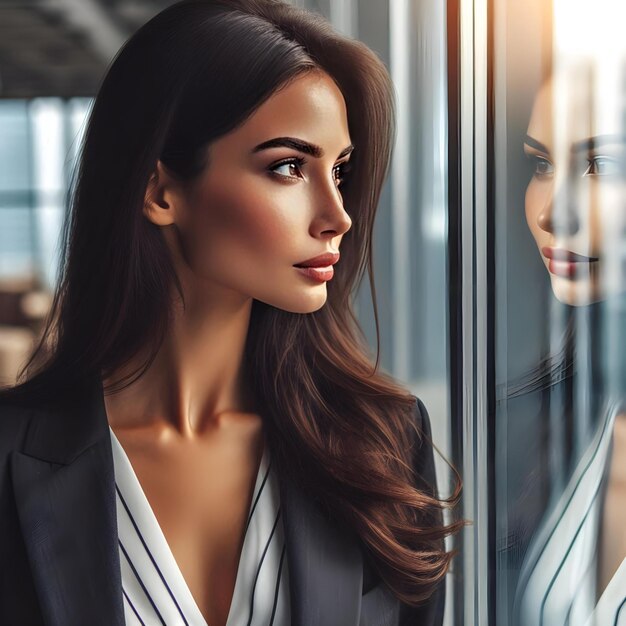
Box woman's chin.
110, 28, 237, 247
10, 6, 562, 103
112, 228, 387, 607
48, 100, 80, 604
549, 275, 603, 307
260, 290, 329, 314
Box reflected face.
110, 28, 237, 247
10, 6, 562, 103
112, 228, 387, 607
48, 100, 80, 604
171, 70, 353, 313
524, 73, 626, 306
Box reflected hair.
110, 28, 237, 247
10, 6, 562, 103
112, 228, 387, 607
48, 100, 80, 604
0, 0, 461, 605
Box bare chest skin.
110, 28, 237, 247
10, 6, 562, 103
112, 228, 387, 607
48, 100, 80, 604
111, 414, 265, 626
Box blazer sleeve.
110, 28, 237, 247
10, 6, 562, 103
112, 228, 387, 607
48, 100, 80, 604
398, 396, 446, 626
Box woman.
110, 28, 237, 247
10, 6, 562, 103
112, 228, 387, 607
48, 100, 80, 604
0, 1, 461, 624
513, 64, 626, 626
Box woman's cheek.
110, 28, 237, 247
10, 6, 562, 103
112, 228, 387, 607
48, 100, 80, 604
184, 175, 311, 276
525, 182, 545, 245
591, 182, 626, 258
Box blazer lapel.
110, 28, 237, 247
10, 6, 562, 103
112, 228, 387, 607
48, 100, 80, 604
10, 375, 124, 626
10, 373, 364, 626
279, 472, 363, 626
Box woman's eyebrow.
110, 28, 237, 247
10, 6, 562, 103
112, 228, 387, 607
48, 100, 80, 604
252, 136, 354, 159
524, 134, 550, 153
570, 134, 626, 153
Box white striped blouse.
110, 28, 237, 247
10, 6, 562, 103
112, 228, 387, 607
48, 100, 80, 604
108, 426, 291, 626
515, 400, 626, 626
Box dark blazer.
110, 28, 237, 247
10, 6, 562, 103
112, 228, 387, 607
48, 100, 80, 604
0, 376, 445, 626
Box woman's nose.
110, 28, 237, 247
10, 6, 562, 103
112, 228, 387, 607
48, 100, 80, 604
311, 185, 353, 239
536, 197, 554, 232
537, 181, 580, 236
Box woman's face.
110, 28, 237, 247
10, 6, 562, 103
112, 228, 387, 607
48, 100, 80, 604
157, 70, 353, 314
524, 72, 626, 306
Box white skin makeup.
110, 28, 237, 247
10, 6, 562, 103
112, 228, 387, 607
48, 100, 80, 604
524, 70, 626, 306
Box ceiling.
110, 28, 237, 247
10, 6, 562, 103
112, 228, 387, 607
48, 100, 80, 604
0, 0, 177, 98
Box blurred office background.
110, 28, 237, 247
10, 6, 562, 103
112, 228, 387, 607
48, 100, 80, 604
0, 0, 452, 524
0, 0, 449, 433
1, 1, 625, 625
0, 0, 454, 616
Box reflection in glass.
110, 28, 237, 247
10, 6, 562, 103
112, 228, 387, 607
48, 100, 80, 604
493, 1, 626, 624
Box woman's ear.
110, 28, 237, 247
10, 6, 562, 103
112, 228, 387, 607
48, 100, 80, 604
143, 160, 181, 226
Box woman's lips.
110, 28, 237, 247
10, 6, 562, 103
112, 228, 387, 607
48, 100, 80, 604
294, 265, 334, 282
541, 246, 598, 278
293, 250, 339, 282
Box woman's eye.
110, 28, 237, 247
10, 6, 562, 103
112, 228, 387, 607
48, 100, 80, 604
269, 157, 306, 180
269, 157, 352, 186
333, 161, 352, 187
532, 156, 554, 177
584, 155, 621, 177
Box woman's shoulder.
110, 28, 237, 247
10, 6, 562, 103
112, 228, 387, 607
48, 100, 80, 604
408, 394, 432, 433
0, 403, 36, 477
405, 395, 438, 489
0, 397, 44, 460
0, 380, 75, 462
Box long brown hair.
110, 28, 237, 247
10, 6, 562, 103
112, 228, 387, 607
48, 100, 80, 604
0, 0, 461, 605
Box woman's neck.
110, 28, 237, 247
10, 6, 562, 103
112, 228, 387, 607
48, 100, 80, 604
102, 286, 256, 439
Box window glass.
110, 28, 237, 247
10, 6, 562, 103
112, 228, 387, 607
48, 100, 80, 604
0, 98, 90, 286
493, 1, 626, 624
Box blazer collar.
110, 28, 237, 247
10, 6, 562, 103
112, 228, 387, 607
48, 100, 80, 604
11, 374, 364, 625
10, 374, 124, 625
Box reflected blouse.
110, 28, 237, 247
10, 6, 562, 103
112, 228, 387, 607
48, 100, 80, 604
515, 400, 626, 626
108, 426, 291, 626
